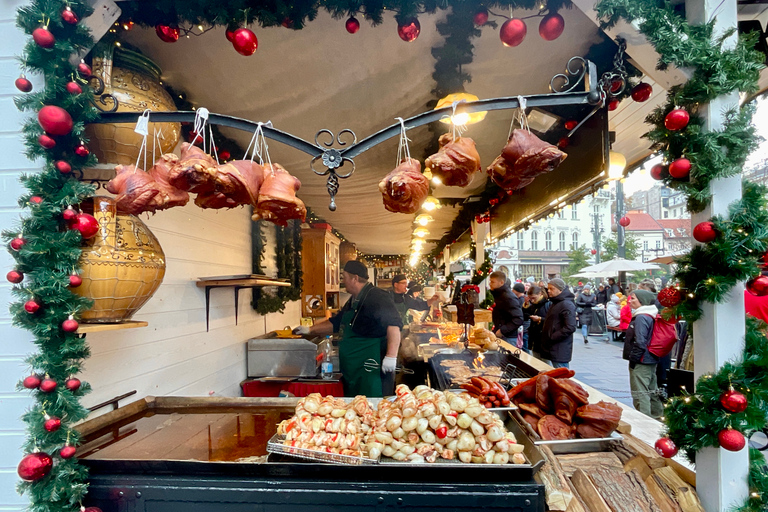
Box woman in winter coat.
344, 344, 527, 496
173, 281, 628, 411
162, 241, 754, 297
574, 284, 597, 343
623, 289, 663, 419
606, 294, 622, 328
523, 286, 551, 359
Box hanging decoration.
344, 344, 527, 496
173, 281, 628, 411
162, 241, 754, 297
345, 17, 360, 34
155, 24, 180, 42
37, 105, 73, 136
538, 12, 564, 41
232, 27, 258, 55
746, 275, 768, 297
630, 82, 652, 102
32, 26, 55, 48
664, 108, 689, 131
650, 163, 666, 180
618, 216, 630, 227
720, 388, 748, 414
17, 452, 53, 482
397, 17, 420, 42
692, 221, 716, 243
61, 6, 78, 24
15, 76, 32, 92
473, 9, 489, 26
499, 18, 526, 47
668, 158, 690, 179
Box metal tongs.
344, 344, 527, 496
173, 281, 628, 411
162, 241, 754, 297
363, 358, 414, 374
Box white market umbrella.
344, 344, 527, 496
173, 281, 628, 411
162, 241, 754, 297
579, 258, 660, 273
570, 271, 616, 279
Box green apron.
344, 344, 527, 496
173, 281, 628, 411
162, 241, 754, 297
339, 307, 386, 397
394, 299, 411, 326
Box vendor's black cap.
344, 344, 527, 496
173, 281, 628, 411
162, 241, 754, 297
392, 273, 407, 284
343, 260, 369, 280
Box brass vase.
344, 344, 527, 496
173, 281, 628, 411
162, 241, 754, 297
85, 44, 180, 166
73, 197, 166, 322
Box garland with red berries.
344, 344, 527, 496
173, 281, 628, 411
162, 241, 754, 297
595, 1, 768, 510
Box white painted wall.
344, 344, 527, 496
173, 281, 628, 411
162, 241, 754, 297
0, 1, 299, 508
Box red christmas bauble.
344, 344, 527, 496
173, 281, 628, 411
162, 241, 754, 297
24, 300, 41, 314
657, 287, 682, 308
718, 428, 746, 452
631, 82, 653, 102
473, 9, 489, 26
609, 80, 623, 94
38, 106, 74, 136
281, 18, 295, 29
219, 150, 231, 161
345, 17, 360, 34
607, 99, 619, 111
654, 437, 678, 458
155, 24, 180, 43
32, 27, 55, 48
23, 375, 41, 389
397, 18, 420, 43
122, 21, 134, 31
38, 134, 56, 149
225, 28, 236, 42
30, 196, 43, 205
7, 270, 23, 284
746, 275, 768, 297
44, 416, 61, 432
71, 213, 99, 239
538, 12, 564, 41
61, 7, 78, 24
489, 198, 499, 206
232, 28, 258, 56
719, 388, 748, 413
77, 62, 92, 77
55, 160, 72, 174
650, 164, 666, 180
10, 237, 26, 251
668, 158, 691, 179
619, 216, 631, 227
59, 445, 76, 459
62, 208, 77, 221
665, 109, 690, 131
15, 77, 33, 92
62, 318, 79, 332
564, 120, 578, 131
557, 137, 569, 149
65, 377, 81, 392
591, 249, 597, 255
693, 221, 716, 243
74, 144, 90, 157
40, 378, 57, 393
65, 81, 82, 95
69, 274, 82, 287
500, 18, 526, 47
17, 452, 53, 481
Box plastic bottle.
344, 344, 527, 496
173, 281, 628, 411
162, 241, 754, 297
321, 336, 333, 380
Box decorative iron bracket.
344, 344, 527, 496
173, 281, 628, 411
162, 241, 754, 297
310, 129, 357, 211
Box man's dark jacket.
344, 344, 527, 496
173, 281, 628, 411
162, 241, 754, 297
330, 283, 403, 337
490, 284, 524, 338
541, 288, 577, 363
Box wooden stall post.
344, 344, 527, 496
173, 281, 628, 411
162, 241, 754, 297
685, 0, 749, 509
474, 219, 489, 303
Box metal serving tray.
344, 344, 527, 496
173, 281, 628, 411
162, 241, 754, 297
511, 410, 623, 454
267, 434, 380, 465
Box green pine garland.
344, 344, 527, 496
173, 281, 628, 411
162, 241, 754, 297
251, 219, 303, 315
9, 0, 101, 510
595, 0, 768, 508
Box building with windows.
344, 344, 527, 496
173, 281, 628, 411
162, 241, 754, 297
493, 189, 613, 281
629, 182, 688, 219
619, 211, 692, 262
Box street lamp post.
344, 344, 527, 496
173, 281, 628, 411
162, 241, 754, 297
590, 212, 604, 264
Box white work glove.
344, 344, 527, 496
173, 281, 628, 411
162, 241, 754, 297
292, 326, 310, 336
382, 356, 398, 373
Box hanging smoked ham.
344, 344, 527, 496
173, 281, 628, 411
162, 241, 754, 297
106, 165, 162, 215
425, 133, 481, 187
195, 160, 263, 209
149, 154, 190, 210
487, 129, 567, 191
378, 158, 430, 214
168, 142, 218, 194
253, 163, 307, 226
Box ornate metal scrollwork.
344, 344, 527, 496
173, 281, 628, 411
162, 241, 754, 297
87, 76, 119, 113
550, 57, 588, 94
310, 129, 357, 211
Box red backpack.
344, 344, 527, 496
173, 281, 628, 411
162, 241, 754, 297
647, 314, 679, 358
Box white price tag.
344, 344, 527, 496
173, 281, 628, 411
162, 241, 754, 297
134, 111, 150, 136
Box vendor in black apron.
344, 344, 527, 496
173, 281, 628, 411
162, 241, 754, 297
294, 261, 402, 397
389, 274, 438, 325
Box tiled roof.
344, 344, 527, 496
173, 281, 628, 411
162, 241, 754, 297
620, 211, 663, 231
657, 218, 692, 238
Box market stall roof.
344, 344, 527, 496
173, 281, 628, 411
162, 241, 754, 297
117, 3, 768, 255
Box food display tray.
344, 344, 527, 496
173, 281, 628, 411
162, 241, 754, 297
511, 410, 623, 454
267, 434, 380, 465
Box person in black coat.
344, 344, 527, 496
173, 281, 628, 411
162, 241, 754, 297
622, 289, 663, 419
540, 279, 577, 368
489, 271, 524, 345
523, 286, 551, 359
575, 284, 598, 344
596, 284, 608, 306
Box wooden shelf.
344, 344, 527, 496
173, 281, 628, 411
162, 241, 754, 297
196, 275, 293, 331
76, 321, 148, 334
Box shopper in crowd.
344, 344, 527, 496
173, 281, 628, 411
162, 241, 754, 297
489, 271, 525, 348
606, 294, 623, 329
618, 293, 632, 331
623, 289, 663, 419
524, 285, 551, 359
596, 283, 609, 306
575, 284, 597, 344
294, 260, 402, 397
520, 286, 532, 353
638, 279, 657, 293
607, 277, 621, 296
540, 278, 577, 369
538, 280, 549, 298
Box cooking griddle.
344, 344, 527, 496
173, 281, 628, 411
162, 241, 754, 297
428, 348, 535, 390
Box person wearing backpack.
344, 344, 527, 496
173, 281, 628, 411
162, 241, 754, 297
623, 289, 663, 419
